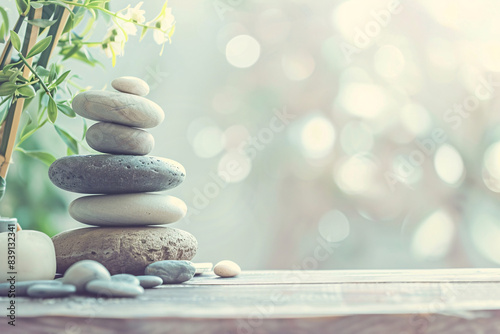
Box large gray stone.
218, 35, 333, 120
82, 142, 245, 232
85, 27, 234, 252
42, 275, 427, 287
48, 155, 185, 194
86, 122, 154, 155
72, 90, 164, 128
52, 227, 198, 276
68, 193, 187, 226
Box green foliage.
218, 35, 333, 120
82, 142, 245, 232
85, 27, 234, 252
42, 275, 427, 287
0, 0, 176, 213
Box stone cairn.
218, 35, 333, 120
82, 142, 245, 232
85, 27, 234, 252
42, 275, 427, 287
48, 77, 197, 276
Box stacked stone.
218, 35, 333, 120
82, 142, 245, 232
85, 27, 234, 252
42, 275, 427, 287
48, 77, 197, 276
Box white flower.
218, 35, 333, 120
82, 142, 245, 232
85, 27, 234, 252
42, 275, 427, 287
153, 8, 175, 45
126, 2, 146, 23
103, 26, 126, 58
118, 2, 146, 36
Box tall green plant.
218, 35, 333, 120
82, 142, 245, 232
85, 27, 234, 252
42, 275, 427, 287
0, 0, 175, 200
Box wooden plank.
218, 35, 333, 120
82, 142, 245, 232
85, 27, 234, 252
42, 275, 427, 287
186, 269, 500, 285
2, 270, 500, 333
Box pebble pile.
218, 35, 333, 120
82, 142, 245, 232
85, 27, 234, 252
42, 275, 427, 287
48, 77, 197, 276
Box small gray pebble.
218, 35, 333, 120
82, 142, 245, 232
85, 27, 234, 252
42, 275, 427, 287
0, 280, 62, 297
145, 260, 195, 284
86, 280, 144, 297
27, 284, 76, 298
136, 275, 163, 288
111, 274, 140, 286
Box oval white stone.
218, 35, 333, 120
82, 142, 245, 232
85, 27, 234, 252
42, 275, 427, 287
72, 90, 164, 128
62, 260, 111, 292
112, 76, 150, 96
86, 122, 154, 155
214, 260, 241, 278
69, 193, 188, 226
0, 230, 56, 283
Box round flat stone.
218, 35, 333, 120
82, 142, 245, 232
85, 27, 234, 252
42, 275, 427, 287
86, 280, 144, 297
72, 90, 164, 128
0, 280, 62, 297
62, 260, 111, 293
49, 155, 185, 194
136, 275, 163, 288
111, 76, 150, 96
27, 284, 76, 298
145, 260, 195, 284
53, 227, 197, 275
111, 274, 140, 286
86, 122, 154, 155
69, 194, 187, 226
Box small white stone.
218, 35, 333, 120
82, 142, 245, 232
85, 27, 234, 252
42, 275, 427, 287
0, 230, 56, 283
214, 260, 241, 278
62, 260, 111, 293
111, 76, 150, 96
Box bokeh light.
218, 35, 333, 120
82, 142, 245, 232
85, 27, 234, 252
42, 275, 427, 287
297, 113, 336, 159
318, 210, 350, 243
434, 144, 465, 185
282, 51, 316, 81
226, 35, 261, 68
374, 45, 406, 78
411, 210, 454, 261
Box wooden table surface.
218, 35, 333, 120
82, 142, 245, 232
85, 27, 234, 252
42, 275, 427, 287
2, 269, 500, 334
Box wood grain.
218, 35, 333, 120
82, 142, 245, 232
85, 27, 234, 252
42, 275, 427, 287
1, 270, 500, 333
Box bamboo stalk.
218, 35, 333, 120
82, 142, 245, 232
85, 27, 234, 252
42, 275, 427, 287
0, 5, 73, 179
0, 7, 43, 179
0, 15, 25, 69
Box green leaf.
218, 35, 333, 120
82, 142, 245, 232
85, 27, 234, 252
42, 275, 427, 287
82, 118, 88, 140
30, 3, 43, 9
54, 125, 79, 154
17, 85, 35, 98
0, 7, 9, 43
27, 35, 53, 58
48, 63, 58, 82
62, 44, 81, 60
27, 19, 57, 28
47, 96, 57, 123
16, 0, 30, 16
36, 66, 50, 77
140, 26, 148, 41
0, 82, 17, 96
10, 30, 21, 51
16, 148, 56, 166
57, 103, 75, 118
53, 70, 70, 86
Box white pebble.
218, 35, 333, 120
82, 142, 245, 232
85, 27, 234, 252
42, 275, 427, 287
62, 260, 111, 293
111, 76, 150, 96
214, 260, 241, 278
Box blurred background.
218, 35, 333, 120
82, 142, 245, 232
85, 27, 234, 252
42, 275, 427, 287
2, 0, 500, 270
